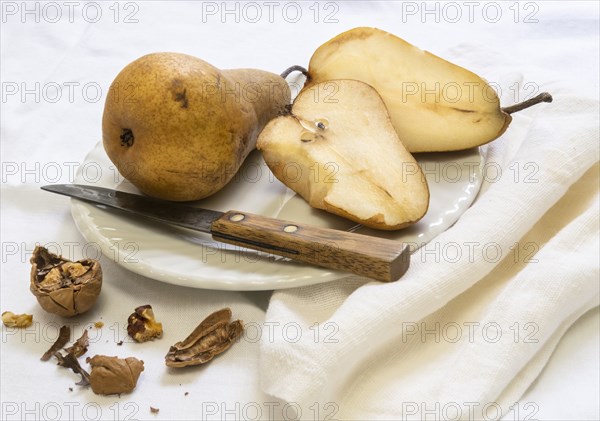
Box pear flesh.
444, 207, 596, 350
257, 80, 429, 230
103, 53, 291, 201
306, 27, 510, 153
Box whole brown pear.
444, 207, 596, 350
103, 53, 290, 201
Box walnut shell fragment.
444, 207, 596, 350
41, 325, 71, 361
87, 355, 144, 395
1, 311, 33, 328
65, 329, 89, 358
30, 246, 102, 317
55, 350, 91, 386
127, 305, 163, 342
165, 308, 243, 368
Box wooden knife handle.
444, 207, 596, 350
211, 210, 410, 282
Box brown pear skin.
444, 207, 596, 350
103, 53, 291, 201
303, 27, 552, 153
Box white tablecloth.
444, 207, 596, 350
1, 1, 598, 420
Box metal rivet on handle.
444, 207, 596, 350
230, 213, 245, 222
283, 225, 298, 233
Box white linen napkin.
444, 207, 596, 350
259, 91, 599, 419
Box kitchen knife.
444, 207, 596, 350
41, 184, 410, 282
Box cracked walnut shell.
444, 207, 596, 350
87, 355, 144, 395
165, 308, 243, 368
30, 246, 102, 317
127, 305, 163, 342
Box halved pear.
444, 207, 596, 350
305, 27, 551, 153
257, 79, 429, 230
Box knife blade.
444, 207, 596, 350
42, 184, 410, 282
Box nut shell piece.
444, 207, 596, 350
165, 308, 243, 368
87, 355, 144, 395
30, 246, 102, 317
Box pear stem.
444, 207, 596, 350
501, 92, 553, 115
280, 65, 310, 80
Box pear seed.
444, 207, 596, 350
300, 131, 315, 143
315, 118, 329, 130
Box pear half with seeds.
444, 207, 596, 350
304, 27, 552, 153
257, 79, 429, 230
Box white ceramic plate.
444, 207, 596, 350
71, 142, 484, 290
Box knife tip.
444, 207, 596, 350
41, 184, 69, 194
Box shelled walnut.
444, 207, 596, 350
127, 305, 163, 342
1, 311, 33, 328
